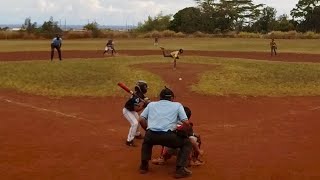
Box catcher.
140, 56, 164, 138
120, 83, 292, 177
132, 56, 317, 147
122, 80, 150, 147
270, 38, 277, 56
160, 47, 183, 70
151, 106, 204, 166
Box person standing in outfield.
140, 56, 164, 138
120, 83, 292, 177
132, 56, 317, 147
154, 36, 159, 46
160, 47, 183, 70
123, 81, 150, 147
138, 87, 193, 178
270, 38, 277, 56
51, 34, 62, 61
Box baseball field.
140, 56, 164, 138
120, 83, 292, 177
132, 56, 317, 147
0, 38, 320, 180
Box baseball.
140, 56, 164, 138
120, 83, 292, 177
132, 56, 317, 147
179, 77, 182, 81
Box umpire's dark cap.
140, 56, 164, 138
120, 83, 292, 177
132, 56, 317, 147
160, 86, 175, 100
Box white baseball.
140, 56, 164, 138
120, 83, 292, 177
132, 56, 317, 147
179, 78, 182, 81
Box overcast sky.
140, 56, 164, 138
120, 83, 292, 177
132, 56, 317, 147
0, 0, 298, 26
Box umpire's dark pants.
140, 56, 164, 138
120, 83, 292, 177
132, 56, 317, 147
51, 44, 62, 60
141, 130, 192, 167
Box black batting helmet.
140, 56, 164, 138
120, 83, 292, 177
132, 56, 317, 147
135, 80, 148, 94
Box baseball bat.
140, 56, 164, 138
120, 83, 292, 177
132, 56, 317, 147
117, 82, 149, 104
117, 82, 134, 95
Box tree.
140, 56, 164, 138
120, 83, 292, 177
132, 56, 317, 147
291, 0, 320, 32
136, 13, 172, 32
169, 7, 203, 33
39, 17, 62, 37
273, 14, 295, 32
291, 0, 320, 21
252, 6, 276, 33
83, 21, 101, 37
194, 0, 264, 33
299, 6, 320, 32
21, 17, 37, 33
220, 0, 263, 32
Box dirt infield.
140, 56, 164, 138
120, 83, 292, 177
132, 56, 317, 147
0, 50, 319, 63
1, 52, 320, 180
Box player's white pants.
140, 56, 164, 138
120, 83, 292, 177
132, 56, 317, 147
123, 108, 141, 142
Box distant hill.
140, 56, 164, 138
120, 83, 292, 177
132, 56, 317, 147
0, 24, 136, 31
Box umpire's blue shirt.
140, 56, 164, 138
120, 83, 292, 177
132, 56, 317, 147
52, 37, 62, 46
140, 100, 188, 132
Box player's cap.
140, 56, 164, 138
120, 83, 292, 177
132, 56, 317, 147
160, 86, 174, 100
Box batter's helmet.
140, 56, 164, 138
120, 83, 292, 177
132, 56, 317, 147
135, 80, 148, 94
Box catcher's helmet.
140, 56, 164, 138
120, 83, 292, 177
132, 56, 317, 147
135, 80, 148, 94
160, 86, 174, 100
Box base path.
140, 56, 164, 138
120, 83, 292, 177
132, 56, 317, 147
0, 50, 320, 63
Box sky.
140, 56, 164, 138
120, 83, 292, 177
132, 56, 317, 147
0, 0, 298, 26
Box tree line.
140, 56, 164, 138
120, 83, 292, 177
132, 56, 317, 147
1, 0, 319, 37
137, 0, 320, 34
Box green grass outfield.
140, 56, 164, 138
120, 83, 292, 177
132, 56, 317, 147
0, 56, 320, 97
1, 38, 320, 54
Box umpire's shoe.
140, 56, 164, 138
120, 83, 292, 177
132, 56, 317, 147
139, 160, 149, 174
175, 167, 192, 179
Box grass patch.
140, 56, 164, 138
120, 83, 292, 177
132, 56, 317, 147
0, 56, 320, 97
1, 38, 320, 54
0, 57, 165, 97
185, 57, 320, 96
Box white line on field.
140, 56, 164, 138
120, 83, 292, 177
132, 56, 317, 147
0, 96, 95, 123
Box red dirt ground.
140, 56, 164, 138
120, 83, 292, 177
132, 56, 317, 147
0, 50, 319, 63
0, 51, 320, 180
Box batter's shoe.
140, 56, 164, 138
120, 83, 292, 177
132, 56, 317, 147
175, 167, 192, 179
125, 140, 136, 147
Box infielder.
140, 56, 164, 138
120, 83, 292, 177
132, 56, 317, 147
51, 34, 62, 61
160, 47, 183, 69
270, 38, 277, 56
122, 81, 149, 147
103, 39, 116, 56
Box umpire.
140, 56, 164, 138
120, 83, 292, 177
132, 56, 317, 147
138, 87, 193, 178
51, 34, 62, 61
